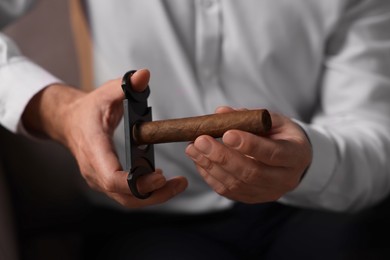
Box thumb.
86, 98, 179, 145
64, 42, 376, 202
97, 69, 151, 103
129, 69, 151, 92
98, 78, 124, 102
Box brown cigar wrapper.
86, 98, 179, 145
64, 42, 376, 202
132, 109, 272, 145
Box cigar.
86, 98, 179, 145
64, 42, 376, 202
132, 109, 272, 145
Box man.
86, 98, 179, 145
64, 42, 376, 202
1, 0, 390, 259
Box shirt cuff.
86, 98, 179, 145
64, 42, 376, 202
279, 121, 338, 207
0, 57, 62, 133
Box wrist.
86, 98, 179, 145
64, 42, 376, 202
22, 83, 86, 144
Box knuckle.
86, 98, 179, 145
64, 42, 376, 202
241, 167, 258, 184
79, 164, 92, 178
200, 158, 214, 171
101, 177, 116, 193
83, 172, 94, 183
214, 151, 229, 166
268, 146, 283, 165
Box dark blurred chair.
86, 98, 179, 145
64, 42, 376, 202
1, 0, 88, 259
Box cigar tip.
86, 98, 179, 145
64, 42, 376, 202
262, 110, 272, 133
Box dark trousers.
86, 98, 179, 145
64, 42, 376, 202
2, 125, 389, 260
83, 202, 369, 260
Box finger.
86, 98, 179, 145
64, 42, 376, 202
100, 165, 166, 195
108, 176, 188, 208
98, 78, 124, 102
94, 134, 166, 195
194, 164, 234, 197
97, 69, 150, 102
222, 130, 294, 167
214, 106, 248, 114
187, 137, 274, 185
186, 142, 240, 186
129, 69, 151, 92
186, 137, 295, 203
135, 169, 167, 195
145, 176, 188, 203
88, 133, 131, 194
215, 106, 234, 114
195, 164, 265, 203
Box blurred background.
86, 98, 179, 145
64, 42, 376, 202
1, 0, 87, 259
2, 1, 390, 260
5, 0, 79, 85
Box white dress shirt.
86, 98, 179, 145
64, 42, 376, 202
1, 0, 390, 213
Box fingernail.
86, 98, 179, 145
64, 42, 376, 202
223, 132, 241, 148
174, 180, 187, 195
194, 137, 212, 155
185, 144, 200, 160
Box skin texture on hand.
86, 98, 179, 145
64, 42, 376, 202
22, 69, 188, 208
185, 107, 312, 204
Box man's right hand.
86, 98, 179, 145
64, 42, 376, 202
22, 69, 188, 208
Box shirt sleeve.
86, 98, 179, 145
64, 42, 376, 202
0, 0, 62, 133
279, 1, 390, 212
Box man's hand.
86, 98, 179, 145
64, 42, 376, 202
185, 107, 312, 204
22, 69, 187, 208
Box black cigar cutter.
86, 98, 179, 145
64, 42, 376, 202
122, 70, 155, 199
